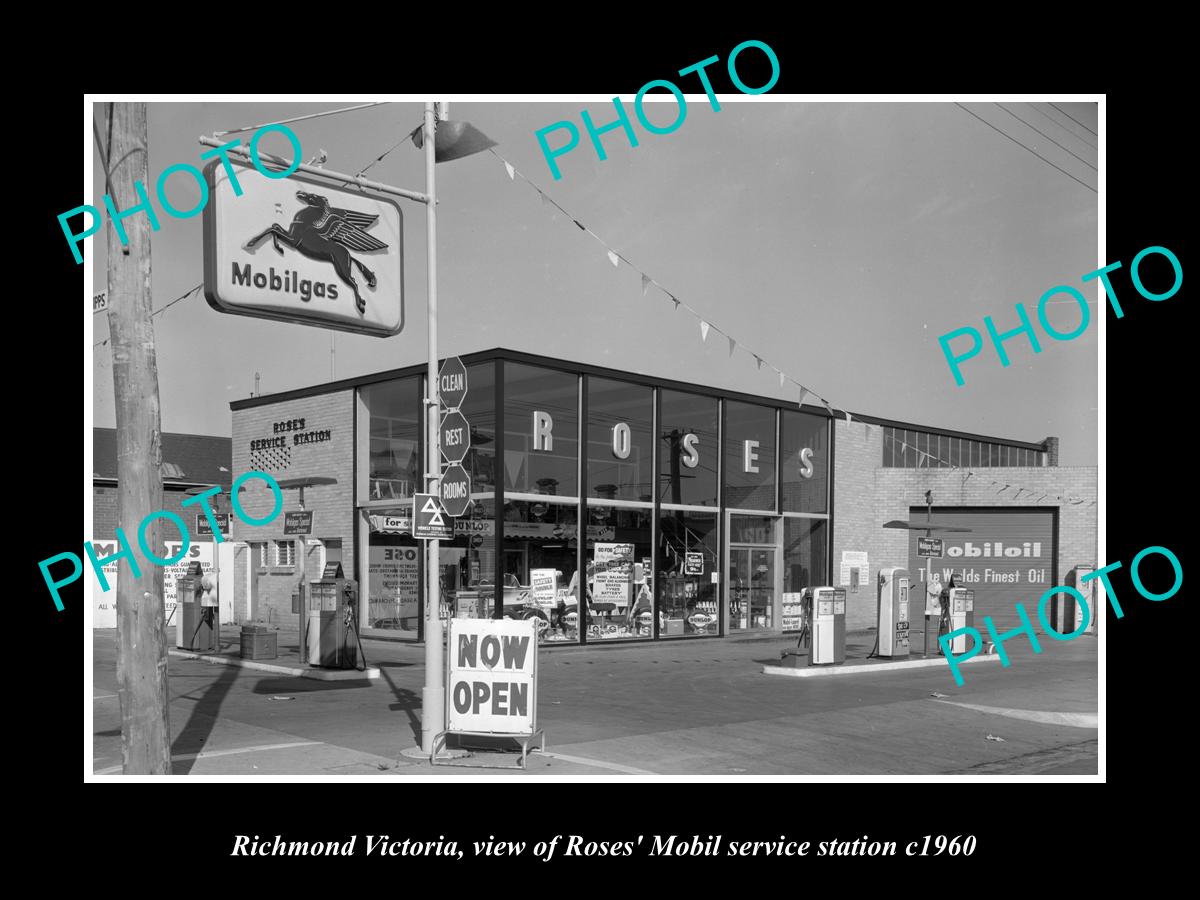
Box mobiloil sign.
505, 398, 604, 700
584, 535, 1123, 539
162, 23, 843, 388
938, 539, 1049, 587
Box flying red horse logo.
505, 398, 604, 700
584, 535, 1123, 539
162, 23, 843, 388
244, 190, 387, 314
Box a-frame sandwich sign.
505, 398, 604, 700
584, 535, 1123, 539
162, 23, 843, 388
413, 492, 454, 540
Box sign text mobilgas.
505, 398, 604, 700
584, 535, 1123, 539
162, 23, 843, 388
204, 158, 404, 338
232, 263, 339, 303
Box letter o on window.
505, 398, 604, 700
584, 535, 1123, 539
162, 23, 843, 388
612, 422, 632, 459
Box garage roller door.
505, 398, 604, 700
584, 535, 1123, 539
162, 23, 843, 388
907, 508, 1057, 634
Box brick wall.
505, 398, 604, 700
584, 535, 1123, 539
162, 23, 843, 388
93, 484, 205, 539
832, 419, 1097, 631
231, 390, 356, 628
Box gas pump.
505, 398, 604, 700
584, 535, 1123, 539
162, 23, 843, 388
176, 561, 217, 652
809, 586, 847, 666
876, 567, 911, 658
307, 563, 360, 669
945, 578, 974, 653
1058, 566, 1097, 635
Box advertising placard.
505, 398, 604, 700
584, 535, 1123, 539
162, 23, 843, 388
530, 569, 558, 609
446, 618, 538, 735
283, 510, 314, 535
684, 551, 704, 575
593, 542, 634, 608
91, 541, 212, 629
917, 537, 944, 558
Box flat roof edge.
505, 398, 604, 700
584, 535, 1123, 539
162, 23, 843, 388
229, 347, 1048, 450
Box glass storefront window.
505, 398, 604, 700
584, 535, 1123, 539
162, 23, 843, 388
442, 362, 498, 629
724, 401, 776, 510
658, 509, 718, 637
782, 517, 828, 631
503, 363, 579, 497
583, 504, 653, 641
587, 377, 653, 503
477, 498, 579, 643
781, 409, 828, 514
362, 377, 420, 504
460, 362, 498, 495
659, 390, 718, 507
441, 498, 499, 625
366, 520, 421, 637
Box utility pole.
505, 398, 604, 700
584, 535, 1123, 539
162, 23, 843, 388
106, 102, 172, 774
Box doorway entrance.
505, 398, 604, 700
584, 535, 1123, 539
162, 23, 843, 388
729, 544, 779, 631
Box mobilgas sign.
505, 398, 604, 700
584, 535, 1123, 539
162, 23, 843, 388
203, 159, 403, 337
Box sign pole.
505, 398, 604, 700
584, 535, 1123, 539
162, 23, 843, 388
421, 101, 444, 757
298, 485, 307, 664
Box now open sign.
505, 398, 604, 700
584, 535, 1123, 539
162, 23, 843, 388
446, 618, 538, 735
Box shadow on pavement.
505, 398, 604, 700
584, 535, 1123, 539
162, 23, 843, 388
251, 677, 374, 694
377, 663, 423, 746
171, 663, 241, 774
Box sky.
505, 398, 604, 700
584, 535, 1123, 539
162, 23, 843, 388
88, 98, 1099, 466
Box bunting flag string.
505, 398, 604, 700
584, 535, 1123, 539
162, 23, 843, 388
487, 148, 838, 417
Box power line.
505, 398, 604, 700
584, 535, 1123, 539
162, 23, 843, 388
354, 123, 422, 179
1026, 103, 1097, 151
93, 282, 204, 348
953, 103, 1096, 194
1048, 102, 1098, 137
994, 103, 1097, 171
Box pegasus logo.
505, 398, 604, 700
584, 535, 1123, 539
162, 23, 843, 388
244, 190, 388, 314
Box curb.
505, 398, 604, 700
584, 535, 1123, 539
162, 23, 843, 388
168, 649, 381, 681
762, 653, 1002, 678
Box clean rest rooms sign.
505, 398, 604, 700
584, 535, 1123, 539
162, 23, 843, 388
203, 160, 404, 337
447, 618, 537, 735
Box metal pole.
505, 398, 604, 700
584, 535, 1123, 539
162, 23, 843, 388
298, 486, 307, 664
923, 492, 933, 657
421, 102, 444, 756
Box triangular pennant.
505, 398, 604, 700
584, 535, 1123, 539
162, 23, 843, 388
797, 387, 808, 407
755, 356, 763, 370
670, 296, 680, 311
607, 250, 619, 268
822, 399, 834, 417
845, 412, 853, 426
503, 160, 515, 180
863, 421, 872, 436
728, 336, 736, 357
539, 192, 551, 208
779, 371, 786, 388
641, 273, 651, 296
699, 320, 710, 341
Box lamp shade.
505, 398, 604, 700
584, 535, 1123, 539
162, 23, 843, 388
412, 120, 497, 162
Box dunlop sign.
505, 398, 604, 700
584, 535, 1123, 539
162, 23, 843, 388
446, 618, 538, 735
